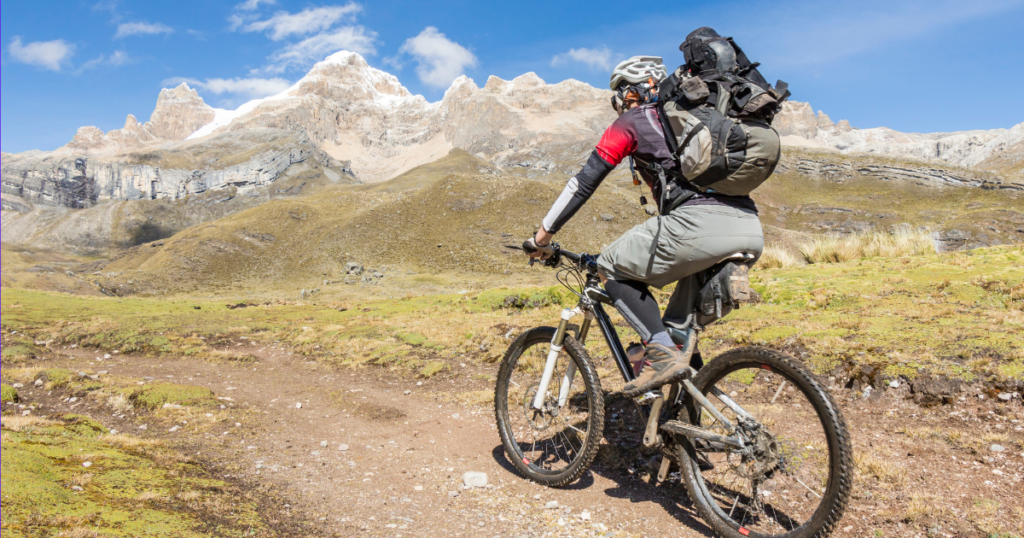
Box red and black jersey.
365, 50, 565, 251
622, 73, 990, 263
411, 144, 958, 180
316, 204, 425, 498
542, 104, 755, 234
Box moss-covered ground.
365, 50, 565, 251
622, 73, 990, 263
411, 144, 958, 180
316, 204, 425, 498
0, 413, 276, 537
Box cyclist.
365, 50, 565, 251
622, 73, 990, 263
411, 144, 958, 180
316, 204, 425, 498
526, 55, 764, 397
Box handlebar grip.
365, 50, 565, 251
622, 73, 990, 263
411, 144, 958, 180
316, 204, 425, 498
522, 240, 538, 254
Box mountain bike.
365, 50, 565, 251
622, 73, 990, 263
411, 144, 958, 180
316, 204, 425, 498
494, 243, 852, 538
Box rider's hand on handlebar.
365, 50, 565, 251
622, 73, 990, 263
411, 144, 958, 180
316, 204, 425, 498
523, 237, 554, 260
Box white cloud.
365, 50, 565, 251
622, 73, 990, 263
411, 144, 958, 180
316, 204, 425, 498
77, 50, 131, 73
398, 27, 477, 89
241, 4, 362, 41
9, 37, 75, 71
163, 76, 292, 102
236, 0, 275, 10
551, 47, 613, 71
115, 22, 174, 39
261, 26, 376, 74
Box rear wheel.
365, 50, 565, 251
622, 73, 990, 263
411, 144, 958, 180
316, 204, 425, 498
495, 327, 604, 487
677, 347, 852, 538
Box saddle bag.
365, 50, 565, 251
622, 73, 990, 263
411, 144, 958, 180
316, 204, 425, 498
697, 262, 753, 323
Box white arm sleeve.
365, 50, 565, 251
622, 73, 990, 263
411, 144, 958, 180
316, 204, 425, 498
541, 177, 580, 232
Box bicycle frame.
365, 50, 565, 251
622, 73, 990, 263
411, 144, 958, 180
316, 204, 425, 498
530, 279, 755, 452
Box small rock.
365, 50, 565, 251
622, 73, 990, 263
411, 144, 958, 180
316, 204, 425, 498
320, 440, 328, 448
533, 494, 541, 500
103, 353, 111, 359
295, 402, 303, 409
580, 510, 591, 521
34, 379, 44, 387
311, 451, 320, 456
138, 425, 147, 430
990, 444, 1006, 452
404, 390, 411, 395
545, 501, 559, 509
339, 444, 349, 451
416, 381, 422, 386
448, 490, 459, 498
861, 386, 873, 399
477, 521, 485, 527
168, 425, 180, 433
998, 392, 1015, 401
68, 397, 78, 403
97, 371, 108, 375
600, 214, 615, 221
889, 380, 900, 389
563, 507, 571, 514
414, 485, 423, 491
463, 471, 488, 488
71, 485, 84, 492
82, 461, 93, 468
12, 383, 23, 389
451, 413, 461, 420
557, 517, 566, 526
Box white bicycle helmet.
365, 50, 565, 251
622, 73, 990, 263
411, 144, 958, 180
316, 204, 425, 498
609, 56, 668, 91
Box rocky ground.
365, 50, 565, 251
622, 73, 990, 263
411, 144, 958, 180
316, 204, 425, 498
4, 339, 1022, 538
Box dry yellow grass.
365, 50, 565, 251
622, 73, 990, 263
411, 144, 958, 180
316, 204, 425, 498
1, 415, 60, 431
854, 451, 906, 485
756, 244, 801, 269
800, 229, 934, 264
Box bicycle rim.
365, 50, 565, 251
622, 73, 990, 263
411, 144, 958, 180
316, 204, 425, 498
500, 331, 597, 478
685, 357, 844, 536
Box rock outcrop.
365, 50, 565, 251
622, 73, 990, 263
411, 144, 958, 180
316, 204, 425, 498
774, 101, 1024, 179
62, 84, 215, 155
3, 130, 353, 210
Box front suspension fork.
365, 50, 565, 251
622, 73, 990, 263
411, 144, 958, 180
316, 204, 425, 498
532, 308, 592, 410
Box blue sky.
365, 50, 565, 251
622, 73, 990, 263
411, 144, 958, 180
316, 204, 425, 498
3, 0, 1023, 153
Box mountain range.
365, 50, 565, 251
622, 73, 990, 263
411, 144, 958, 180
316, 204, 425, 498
1, 51, 1022, 263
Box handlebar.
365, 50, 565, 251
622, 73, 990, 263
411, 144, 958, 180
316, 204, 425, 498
513, 241, 598, 274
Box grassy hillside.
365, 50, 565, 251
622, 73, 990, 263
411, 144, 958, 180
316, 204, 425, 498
77, 149, 645, 295
2, 245, 1021, 387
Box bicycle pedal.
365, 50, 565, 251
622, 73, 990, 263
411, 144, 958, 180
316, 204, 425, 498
634, 391, 662, 404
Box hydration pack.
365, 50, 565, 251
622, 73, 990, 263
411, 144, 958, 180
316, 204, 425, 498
656, 28, 791, 197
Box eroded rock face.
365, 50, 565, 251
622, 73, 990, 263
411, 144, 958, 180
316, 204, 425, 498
59, 83, 215, 155
774, 101, 1024, 178
2, 131, 346, 209
147, 85, 217, 141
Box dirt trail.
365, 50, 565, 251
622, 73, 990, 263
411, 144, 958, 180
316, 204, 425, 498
16, 343, 1024, 538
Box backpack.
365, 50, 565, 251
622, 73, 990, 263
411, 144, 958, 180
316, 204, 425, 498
656, 28, 791, 197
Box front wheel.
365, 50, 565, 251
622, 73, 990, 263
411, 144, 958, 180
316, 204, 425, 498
494, 327, 604, 487
678, 347, 853, 538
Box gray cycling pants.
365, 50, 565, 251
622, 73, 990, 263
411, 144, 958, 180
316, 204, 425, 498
596, 204, 764, 329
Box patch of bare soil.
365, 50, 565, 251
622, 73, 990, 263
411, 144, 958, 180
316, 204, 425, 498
9, 342, 1023, 538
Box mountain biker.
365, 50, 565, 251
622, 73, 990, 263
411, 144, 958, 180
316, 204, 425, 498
525, 55, 764, 398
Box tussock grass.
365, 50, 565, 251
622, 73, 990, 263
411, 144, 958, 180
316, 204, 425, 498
756, 244, 800, 269
800, 229, 935, 264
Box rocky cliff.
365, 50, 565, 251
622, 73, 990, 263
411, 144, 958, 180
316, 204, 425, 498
3, 130, 354, 212
773, 101, 1024, 180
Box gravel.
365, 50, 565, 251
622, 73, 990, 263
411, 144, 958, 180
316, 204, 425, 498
320, 440, 328, 448
339, 444, 349, 451
990, 444, 1006, 452
545, 501, 559, 509
448, 490, 460, 498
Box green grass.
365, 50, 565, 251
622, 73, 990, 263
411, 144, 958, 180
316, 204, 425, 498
2, 246, 1021, 384
1, 384, 18, 403
0, 414, 275, 537
128, 383, 219, 410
